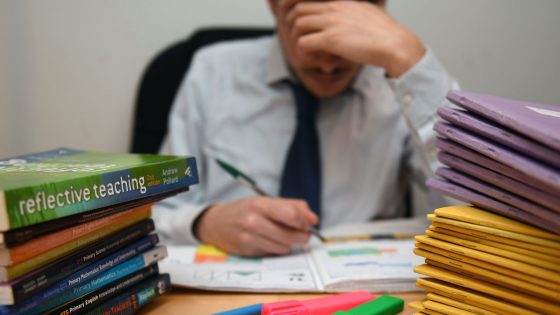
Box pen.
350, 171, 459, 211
216, 158, 327, 242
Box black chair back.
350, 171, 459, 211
131, 27, 274, 153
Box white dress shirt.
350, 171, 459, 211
153, 35, 458, 245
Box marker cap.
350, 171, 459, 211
261, 291, 376, 315
331, 295, 404, 315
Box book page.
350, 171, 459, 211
310, 239, 423, 292
159, 244, 323, 292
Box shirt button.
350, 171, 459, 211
402, 93, 414, 106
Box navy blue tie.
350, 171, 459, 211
279, 82, 322, 219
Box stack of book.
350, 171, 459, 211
410, 91, 560, 314
0, 148, 198, 315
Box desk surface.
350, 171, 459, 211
141, 288, 425, 315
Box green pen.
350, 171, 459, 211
332, 295, 404, 315
215, 158, 326, 242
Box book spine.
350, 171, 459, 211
0, 207, 151, 267
84, 273, 171, 315
1, 189, 181, 248
2, 155, 198, 230
11, 233, 159, 303
0, 246, 167, 315
0, 219, 154, 282
1, 205, 151, 265
49, 265, 159, 315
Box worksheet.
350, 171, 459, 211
160, 239, 423, 293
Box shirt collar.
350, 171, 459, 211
266, 36, 293, 85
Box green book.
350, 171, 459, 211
0, 148, 198, 231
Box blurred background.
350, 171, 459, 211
1, 0, 559, 157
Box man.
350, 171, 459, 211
153, 0, 457, 256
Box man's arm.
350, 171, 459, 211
154, 48, 318, 256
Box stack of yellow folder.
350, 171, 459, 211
409, 205, 560, 315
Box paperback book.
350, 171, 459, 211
0, 148, 199, 231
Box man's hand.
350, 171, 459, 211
282, 0, 426, 77
195, 196, 319, 256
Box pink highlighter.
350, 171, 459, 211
261, 291, 376, 315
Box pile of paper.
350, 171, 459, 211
410, 91, 560, 314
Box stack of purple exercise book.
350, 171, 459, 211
428, 90, 560, 234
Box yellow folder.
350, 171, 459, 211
422, 300, 478, 315
427, 293, 500, 315
414, 264, 560, 314
429, 225, 560, 264
414, 245, 560, 291
415, 235, 560, 282
427, 214, 560, 249
430, 221, 559, 256
433, 206, 560, 241
425, 229, 560, 271
416, 278, 536, 315
424, 258, 560, 301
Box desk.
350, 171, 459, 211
141, 288, 425, 314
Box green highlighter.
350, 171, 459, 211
332, 295, 404, 315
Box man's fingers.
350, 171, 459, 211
237, 229, 292, 256
251, 215, 311, 248
298, 31, 331, 54
253, 198, 318, 231
290, 14, 330, 40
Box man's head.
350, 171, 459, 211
269, 0, 387, 99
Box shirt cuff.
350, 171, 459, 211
388, 47, 457, 130
152, 200, 210, 245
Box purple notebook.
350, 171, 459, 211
434, 121, 560, 194
437, 151, 560, 213
435, 138, 545, 189
446, 90, 560, 152
436, 167, 560, 233
437, 106, 560, 168
426, 177, 559, 233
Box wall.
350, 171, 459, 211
1, 0, 559, 157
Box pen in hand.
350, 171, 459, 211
216, 158, 326, 242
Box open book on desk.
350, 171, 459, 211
159, 218, 427, 293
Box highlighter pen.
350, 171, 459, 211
216, 158, 327, 242
332, 295, 404, 315
213, 303, 262, 315
324, 233, 417, 243
262, 291, 376, 315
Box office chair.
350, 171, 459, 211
131, 27, 274, 154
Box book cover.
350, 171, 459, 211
0, 206, 151, 267
0, 189, 180, 248
434, 168, 560, 233
0, 205, 151, 266
414, 264, 560, 314
0, 246, 167, 315
82, 273, 171, 315
47, 265, 160, 315
0, 148, 199, 231
0, 219, 154, 282
0, 233, 159, 305
446, 90, 560, 152
433, 121, 560, 193
437, 151, 560, 213
437, 106, 560, 168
